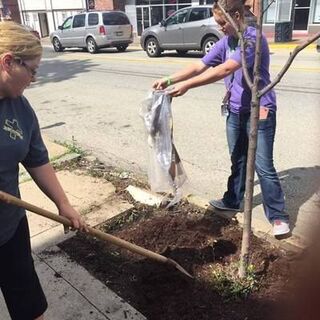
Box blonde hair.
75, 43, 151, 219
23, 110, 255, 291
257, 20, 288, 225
213, 0, 244, 17
0, 21, 42, 60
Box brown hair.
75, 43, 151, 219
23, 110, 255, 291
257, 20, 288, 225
0, 21, 42, 60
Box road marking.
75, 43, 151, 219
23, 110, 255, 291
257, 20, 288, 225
270, 64, 320, 72
54, 52, 320, 73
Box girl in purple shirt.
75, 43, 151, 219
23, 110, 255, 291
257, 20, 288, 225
153, 0, 290, 237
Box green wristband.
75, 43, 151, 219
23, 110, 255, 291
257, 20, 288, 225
165, 76, 173, 86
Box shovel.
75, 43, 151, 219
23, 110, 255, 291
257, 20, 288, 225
0, 190, 193, 278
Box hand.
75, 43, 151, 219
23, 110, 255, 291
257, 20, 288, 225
152, 78, 168, 90
167, 82, 189, 97
58, 203, 89, 233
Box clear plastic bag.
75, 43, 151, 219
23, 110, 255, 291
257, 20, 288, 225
140, 91, 187, 207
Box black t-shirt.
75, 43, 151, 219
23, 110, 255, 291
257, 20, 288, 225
0, 96, 49, 246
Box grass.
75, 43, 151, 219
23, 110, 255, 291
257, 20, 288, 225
55, 136, 86, 156
209, 262, 259, 300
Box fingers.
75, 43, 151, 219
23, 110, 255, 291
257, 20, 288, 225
168, 87, 180, 97
63, 217, 89, 234
152, 79, 167, 90
72, 217, 89, 233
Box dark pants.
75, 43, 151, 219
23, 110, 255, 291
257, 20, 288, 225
223, 110, 289, 223
0, 216, 48, 320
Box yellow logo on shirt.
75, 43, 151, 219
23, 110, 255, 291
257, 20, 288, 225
3, 119, 23, 140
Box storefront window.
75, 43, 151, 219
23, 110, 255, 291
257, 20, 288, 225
263, 0, 276, 23
277, 0, 292, 21
151, 6, 163, 25
314, 0, 320, 22
199, 0, 214, 4
136, 0, 192, 34
136, 0, 150, 5
87, 0, 95, 10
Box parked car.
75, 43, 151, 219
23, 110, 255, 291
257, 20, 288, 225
50, 10, 133, 53
24, 25, 41, 39
317, 37, 320, 53
140, 6, 222, 57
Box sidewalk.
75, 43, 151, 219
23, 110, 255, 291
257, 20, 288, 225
41, 32, 317, 52
0, 136, 146, 320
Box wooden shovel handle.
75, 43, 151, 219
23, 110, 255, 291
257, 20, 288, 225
0, 190, 168, 264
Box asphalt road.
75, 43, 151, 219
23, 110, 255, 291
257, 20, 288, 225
25, 44, 320, 237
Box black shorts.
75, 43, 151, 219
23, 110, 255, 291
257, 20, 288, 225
0, 216, 48, 320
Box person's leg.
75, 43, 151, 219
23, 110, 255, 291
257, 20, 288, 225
222, 112, 249, 208
254, 110, 289, 224
35, 315, 44, 320
0, 216, 48, 320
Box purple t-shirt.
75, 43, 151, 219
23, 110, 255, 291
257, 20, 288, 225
202, 26, 276, 114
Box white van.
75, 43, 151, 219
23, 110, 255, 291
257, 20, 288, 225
50, 11, 133, 54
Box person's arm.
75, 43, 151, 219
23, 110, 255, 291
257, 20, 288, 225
26, 163, 87, 231
152, 60, 209, 90
168, 58, 241, 97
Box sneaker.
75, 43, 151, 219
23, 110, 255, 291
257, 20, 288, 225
273, 220, 290, 236
209, 199, 240, 212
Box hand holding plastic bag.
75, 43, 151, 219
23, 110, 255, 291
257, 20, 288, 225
140, 91, 187, 208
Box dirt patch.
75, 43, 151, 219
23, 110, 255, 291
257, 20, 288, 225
54, 156, 302, 319
57, 170, 298, 320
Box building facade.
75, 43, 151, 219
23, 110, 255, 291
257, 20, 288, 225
261, 0, 320, 34
125, 0, 320, 35
6, 0, 319, 37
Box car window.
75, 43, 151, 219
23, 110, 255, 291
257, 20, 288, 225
166, 9, 189, 26
88, 13, 99, 26
72, 14, 85, 28
188, 8, 209, 22
103, 12, 130, 25
62, 17, 72, 30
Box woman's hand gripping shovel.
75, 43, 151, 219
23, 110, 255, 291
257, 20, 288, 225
0, 190, 193, 278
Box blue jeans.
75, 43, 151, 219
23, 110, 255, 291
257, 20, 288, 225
223, 110, 289, 223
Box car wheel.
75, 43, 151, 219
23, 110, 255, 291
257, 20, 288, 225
145, 37, 161, 57
176, 50, 188, 56
52, 37, 63, 52
202, 36, 218, 55
86, 37, 98, 54
116, 45, 128, 52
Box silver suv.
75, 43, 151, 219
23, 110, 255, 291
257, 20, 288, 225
140, 6, 222, 57
50, 11, 133, 54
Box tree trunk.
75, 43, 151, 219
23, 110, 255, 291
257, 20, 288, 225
238, 0, 263, 278
238, 95, 260, 278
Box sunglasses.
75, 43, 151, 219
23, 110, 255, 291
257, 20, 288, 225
14, 58, 37, 77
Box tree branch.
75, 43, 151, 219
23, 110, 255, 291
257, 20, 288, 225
216, 1, 253, 89
259, 31, 320, 97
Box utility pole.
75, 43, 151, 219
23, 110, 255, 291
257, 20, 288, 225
0, 0, 4, 21
49, 0, 56, 30
18, 0, 25, 24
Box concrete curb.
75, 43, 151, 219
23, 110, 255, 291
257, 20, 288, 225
42, 40, 316, 53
